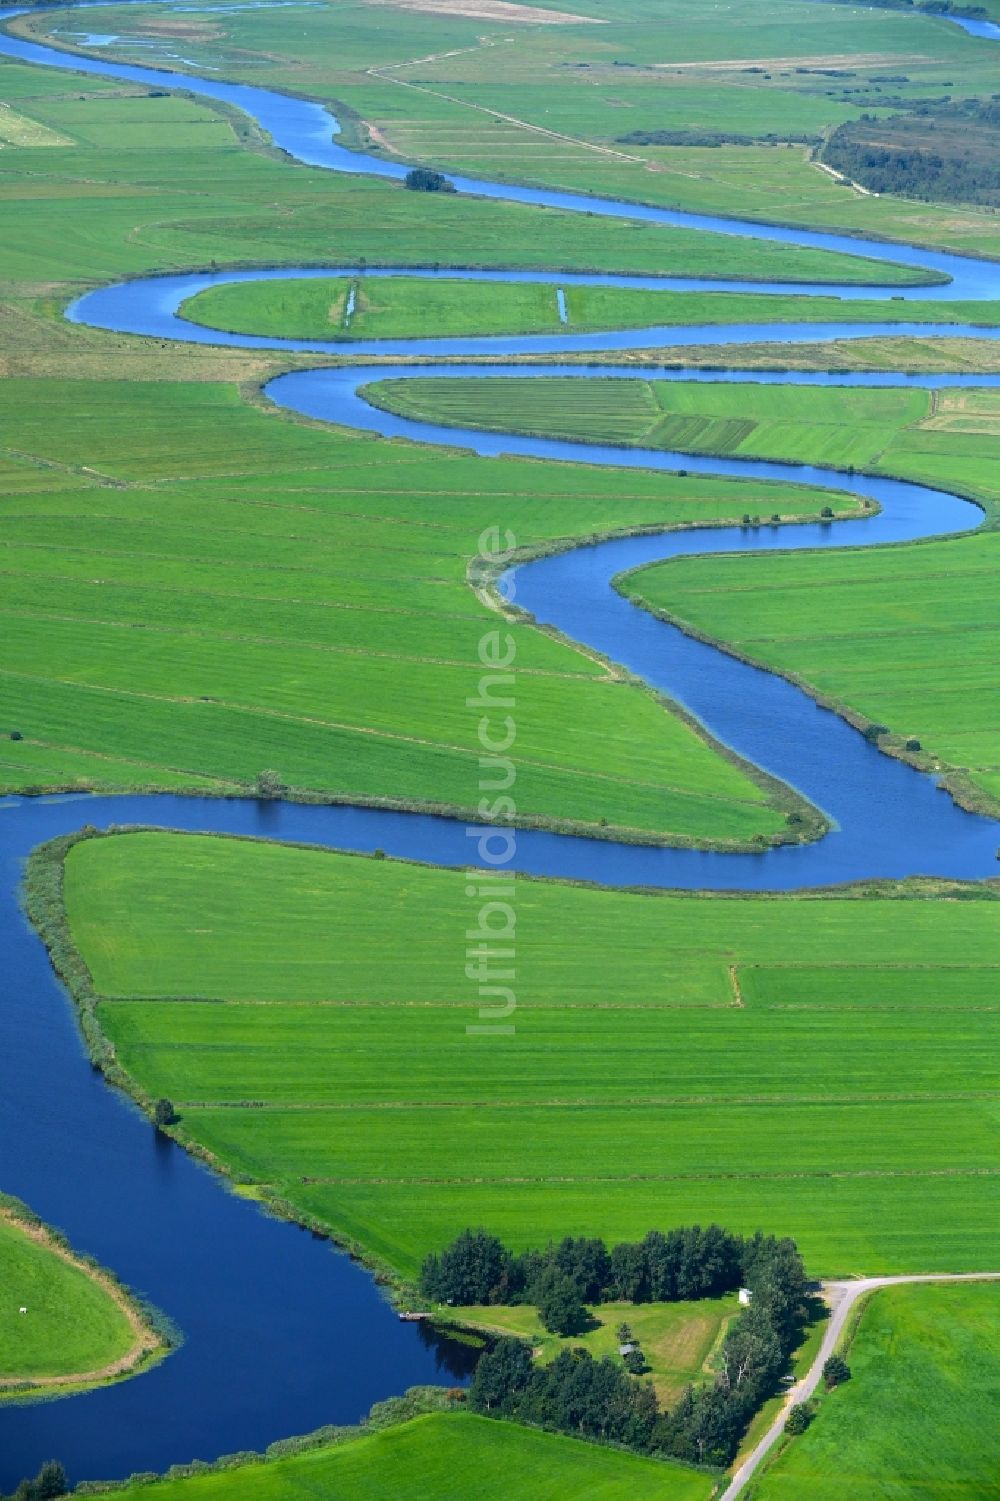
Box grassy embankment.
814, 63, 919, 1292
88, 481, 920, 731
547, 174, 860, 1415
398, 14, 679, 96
24, 0, 1000, 261
33, 828, 1000, 1284
93, 1409, 715, 1501
368, 375, 1000, 817
751, 1281, 1000, 1500
0, 1192, 166, 1397
183, 274, 1000, 343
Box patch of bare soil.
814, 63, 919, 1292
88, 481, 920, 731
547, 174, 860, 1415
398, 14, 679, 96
367, 0, 603, 24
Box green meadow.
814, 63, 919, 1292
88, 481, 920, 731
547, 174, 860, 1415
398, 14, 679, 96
2, 5, 999, 1493
456, 1296, 738, 1406
0, 52, 917, 286
0, 1197, 146, 1390
753, 1281, 1000, 1500
0, 372, 861, 845
367, 377, 930, 466
628, 528, 1000, 818
28, 0, 1000, 261
370, 375, 1000, 815
58, 830, 1000, 1279
100, 1411, 713, 1501
183, 275, 1000, 343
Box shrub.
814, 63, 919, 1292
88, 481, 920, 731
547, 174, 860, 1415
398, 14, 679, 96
9, 1459, 68, 1500
823, 1354, 851, 1388
404, 167, 455, 193
253, 768, 285, 799
785, 1401, 813, 1434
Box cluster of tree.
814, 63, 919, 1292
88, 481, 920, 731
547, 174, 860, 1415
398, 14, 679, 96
420, 1224, 755, 1323
403, 167, 456, 194
616, 130, 819, 147
822, 98, 1000, 206
466, 1230, 810, 1468
3, 1462, 67, 1501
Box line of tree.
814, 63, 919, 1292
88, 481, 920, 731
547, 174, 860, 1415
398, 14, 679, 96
464, 1229, 809, 1468
421, 1224, 761, 1317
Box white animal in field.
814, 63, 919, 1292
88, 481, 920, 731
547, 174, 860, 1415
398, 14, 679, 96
18, 1307, 26, 1314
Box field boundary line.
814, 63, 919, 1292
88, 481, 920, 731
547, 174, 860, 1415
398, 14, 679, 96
366, 64, 650, 165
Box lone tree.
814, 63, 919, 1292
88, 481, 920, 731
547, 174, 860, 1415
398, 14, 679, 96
823, 1354, 851, 1389
534, 1268, 590, 1337
152, 1098, 177, 1130
404, 166, 455, 193
622, 1344, 647, 1375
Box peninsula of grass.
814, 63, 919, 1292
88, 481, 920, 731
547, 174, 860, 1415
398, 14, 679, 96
95, 1409, 714, 1501
753, 1280, 1000, 1500
367, 374, 1000, 817
0, 1192, 166, 1398
34, 827, 1000, 1284
0, 373, 851, 849
182, 275, 1000, 345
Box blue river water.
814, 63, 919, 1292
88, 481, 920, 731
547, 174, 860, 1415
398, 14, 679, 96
0, 2, 999, 1488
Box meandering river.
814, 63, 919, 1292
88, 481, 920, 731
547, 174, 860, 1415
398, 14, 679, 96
0, 3, 998, 1485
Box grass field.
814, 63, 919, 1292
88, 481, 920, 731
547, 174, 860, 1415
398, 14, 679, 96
752, 1281, 1000, 1500
0, 1196, 154, 1392
183, 275, 1000, 343
100, 1411, 713, 1501
456, 1295, 738, 1405
0, 371, 861, 845
24, 0, 1000, 263
0, 51, 919, 287
627, 527, 1000, 817
367, 377, 931, 465
369, 374, 1000, 815
55, 829, 1000, 1280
